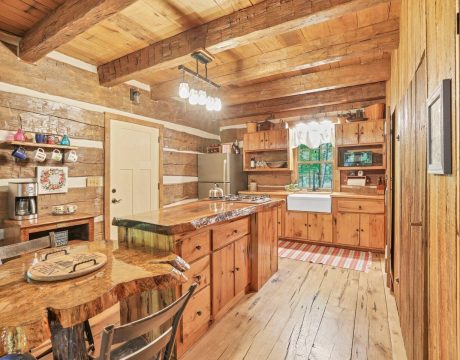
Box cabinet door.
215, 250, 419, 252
358, 120, 384, 144
341, 123, 360, 145
234, 235, 250, 295
212, 243, 235, 315
244, 132, 265, 151
272, 196, 286, 237
335, 124, 343, 145
265, 129, 288, 149
335, 212, 360, 246
359, 214, 385, 249
285, 211, 309, 239
308, 213, 333, 243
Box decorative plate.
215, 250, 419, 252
37, 166, 68, 194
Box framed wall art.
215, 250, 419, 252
427, 79, 452, 175
37, 166, 68, 194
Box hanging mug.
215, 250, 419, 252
51, 149, 62, 161
34, 148, 47, 162
66, 150, 78, 163
11, 147, 27, 160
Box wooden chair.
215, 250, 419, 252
95, 283, 197, 360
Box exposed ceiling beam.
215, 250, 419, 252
19, 0, 139, 63
222, 59, 390, 105
98, 0, 391, 87
150, 19, 399, 100
220, 82, 386, 119
219, 100, 385, 126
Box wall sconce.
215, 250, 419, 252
130, 88, 140, 104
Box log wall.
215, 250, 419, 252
0, 44, 219, 241
389, 0, 459, 359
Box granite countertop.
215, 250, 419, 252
112, 199, 284, 235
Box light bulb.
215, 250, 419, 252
214, 97, 222, 112
178, 82, 190, 99
189, 89, 198, 105
206, 96, 214, 111
198, 90, 207, 105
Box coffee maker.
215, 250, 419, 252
8, 181, 38, 220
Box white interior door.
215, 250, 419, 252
109, 119, 160, 240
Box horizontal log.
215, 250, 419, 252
150, 20, 399, 100
221, 82, 386, 119
38, 187, 103, 216
19, 0, 139, 62
98, 0, 391, 86
163, 128, 216, 153
223, 60, 391, 105
163, 182, 198, 206
163, 151, 198, 177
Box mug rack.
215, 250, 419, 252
6, 141, 78, 164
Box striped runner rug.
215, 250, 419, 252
278, 240, 372, 273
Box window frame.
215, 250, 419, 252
294, 144, 334, 191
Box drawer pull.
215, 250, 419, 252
195, 245, 202, 250
196, 310, 202, 316
235, 267, 240, 272
358, 205, 362, 210
193, 274, 202, 283
232, 229, 238, 234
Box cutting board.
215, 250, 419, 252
27, 251, 107, 282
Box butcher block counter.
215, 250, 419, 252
112, 199, 283, 357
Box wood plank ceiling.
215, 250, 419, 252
0, 0, 401, 125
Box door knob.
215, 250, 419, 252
112, 198, 122, 204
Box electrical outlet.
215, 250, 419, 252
86, 176, 103, 187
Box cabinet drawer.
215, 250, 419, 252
212, 217, 250, 250
336, 199, 384, 214
182, 285, 211, 340
180, 231, 211, 263
181, 255, 211, 294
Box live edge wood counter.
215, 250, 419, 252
112, 199, 282, 357
0, 240, 187, 358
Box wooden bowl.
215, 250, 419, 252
266, 161, 287, 168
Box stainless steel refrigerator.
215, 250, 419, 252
198, 153, 247, 198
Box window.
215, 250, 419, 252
297, 143, 333, 190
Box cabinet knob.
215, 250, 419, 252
195, 245, 202, 250
308, 224, 312, 228
356, 229, 359, 232
196, 310, 203, 316
395, 277, 400, 284
358, 205, 362, 210
232, 229, 238, 234
304, 223, 307, 227
235, 267, 240, 272
193, 274, 202, 283
360, 229, 364, 232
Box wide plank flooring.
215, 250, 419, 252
182, 255, 407, 360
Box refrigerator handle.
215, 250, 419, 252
223, 159, 227, 184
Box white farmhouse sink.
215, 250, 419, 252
287, 193, 332, 213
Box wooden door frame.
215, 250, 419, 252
104, 113, 164, 239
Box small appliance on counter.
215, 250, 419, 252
8, 181, 38, 220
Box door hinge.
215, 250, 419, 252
158, 183, 160, 190
457, 13, 459, 34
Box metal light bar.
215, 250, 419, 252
178, 65, 220, 89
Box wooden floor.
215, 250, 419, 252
182, 255, 407, 360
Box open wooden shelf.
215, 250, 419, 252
336, 142, 385, 148
244, 148, 288, 153
244, 168, 291, 172
337, 166, 386, 171
6, 141, 78, 150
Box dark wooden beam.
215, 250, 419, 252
19, 0, 138, 63
98, 0, 391, 86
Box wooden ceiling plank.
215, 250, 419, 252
19, 0, 139, 63
98, 0, 392, 86
220, 82, 386, 119
150, 20, 398, 100
222, 59, 391, 105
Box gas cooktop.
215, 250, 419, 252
209, 194, 272, 204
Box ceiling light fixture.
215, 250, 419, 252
178, 50, 222, 112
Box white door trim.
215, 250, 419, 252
104, 113, 164, 240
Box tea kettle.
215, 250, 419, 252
209, 183, 224, 199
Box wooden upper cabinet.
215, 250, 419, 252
335, 120, 385, 145
244, 132, 265, 151
335, 212, 360, 246
265, 129, 288, 149
308, 213, 333, 243
358, 121, 385, 144
234, 235, 250, 295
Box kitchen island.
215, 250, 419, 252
112, 199, 283, 356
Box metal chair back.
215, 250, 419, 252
98, 283, 197, 360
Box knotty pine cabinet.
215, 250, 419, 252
336, 120, 385, 145
244, 129, 288, 151
284, 211, 333, 243
333, 197, 385, 250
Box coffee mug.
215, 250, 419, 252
35, 133, 45, 143
34, 148, 46, 162
52, 205, 65, 215
51, 149, 62, 161
65, 204, 78, 213
66, 150, 78, 163
11, 147, 27, 160
47, 135, 55, 145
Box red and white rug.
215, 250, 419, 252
278, 240, 372, 273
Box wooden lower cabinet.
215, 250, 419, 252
335, 212, 360, 246
234, 235, 250, 294
284, 211, 332, 243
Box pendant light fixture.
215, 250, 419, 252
177, 50, 222, 112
